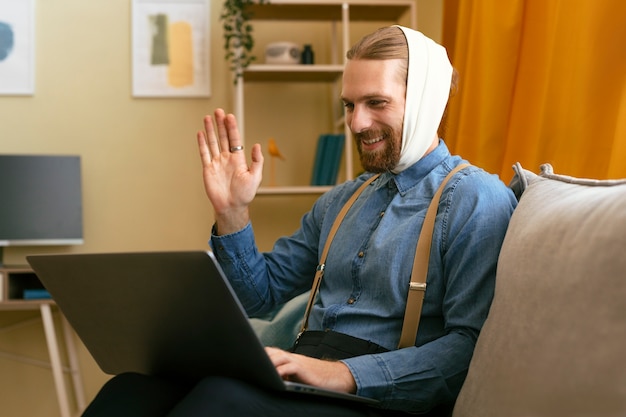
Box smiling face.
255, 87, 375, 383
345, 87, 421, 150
341, 58, 407, 173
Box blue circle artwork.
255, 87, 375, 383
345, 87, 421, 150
0, 21, 15, 62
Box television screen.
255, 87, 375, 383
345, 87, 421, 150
0, 155, 83, 246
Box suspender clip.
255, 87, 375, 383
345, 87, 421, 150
409, 282, 427, 291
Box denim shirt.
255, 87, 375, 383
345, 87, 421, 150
211, 141, 518, 413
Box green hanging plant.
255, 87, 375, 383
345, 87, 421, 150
221, 0, 268, 83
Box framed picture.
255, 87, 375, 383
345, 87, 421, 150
132, 0, 210, 98
0, 0, 35, 95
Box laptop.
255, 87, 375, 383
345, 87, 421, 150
27, 251, 378, 405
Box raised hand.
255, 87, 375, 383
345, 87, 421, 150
197, 108, 264, 235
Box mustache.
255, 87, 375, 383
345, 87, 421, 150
354, 129, 389, 142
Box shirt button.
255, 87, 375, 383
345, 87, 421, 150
380, 211, 385, 218
358, 251, 364, 258
347, 298, 355, 304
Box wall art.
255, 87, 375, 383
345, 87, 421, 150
0, 0, 35, 95
132, 0, 210, 97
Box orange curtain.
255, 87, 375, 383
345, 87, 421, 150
442, 0, 626, 182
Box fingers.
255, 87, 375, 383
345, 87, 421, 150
265, 347, 296, 369
249, 143, 264, 176
215, 109, 244, 154
201, 114, 221, 159
213, 108, 230, 154
224, 113, 244, 152
199, 109, 245, 159
266, 347, 300, 380
197, 131, 211, 165
265, 346, 285, 364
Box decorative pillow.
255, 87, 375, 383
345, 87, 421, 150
249, 291, 308, 350
453, 163, 626, 417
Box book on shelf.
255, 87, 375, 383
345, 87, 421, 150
23, 288, 52, 299
311, 133, 345, 186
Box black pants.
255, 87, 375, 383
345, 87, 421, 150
82, 373, 409, 417
82, 331, 452, 416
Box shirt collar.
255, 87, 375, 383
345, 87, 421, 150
379, 140, 450, 196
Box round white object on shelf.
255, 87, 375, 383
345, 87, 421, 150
265, 42, 301, 64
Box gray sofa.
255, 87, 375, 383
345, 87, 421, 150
251, 163, 626, 416
453, 163, 626, 416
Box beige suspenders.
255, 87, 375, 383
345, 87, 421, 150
298, 173, 381, 338
298, 164, 470, 349
397, 163, 470, 347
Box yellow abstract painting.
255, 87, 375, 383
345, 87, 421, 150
132, 0, 209, 97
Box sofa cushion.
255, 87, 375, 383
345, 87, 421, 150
250, 291, 308, 350
453, 163, 626, 417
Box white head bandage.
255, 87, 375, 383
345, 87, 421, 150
393, 26, 453, 173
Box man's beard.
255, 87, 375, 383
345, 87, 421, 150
354, 127, 402, 173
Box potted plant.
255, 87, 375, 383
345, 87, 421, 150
221, 0, 268, 83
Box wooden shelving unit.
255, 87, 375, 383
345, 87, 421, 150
233, 0, 416, 195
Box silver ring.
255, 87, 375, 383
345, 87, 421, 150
229, 146, 244, 152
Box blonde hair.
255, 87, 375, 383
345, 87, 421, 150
347, 26, 408, 84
